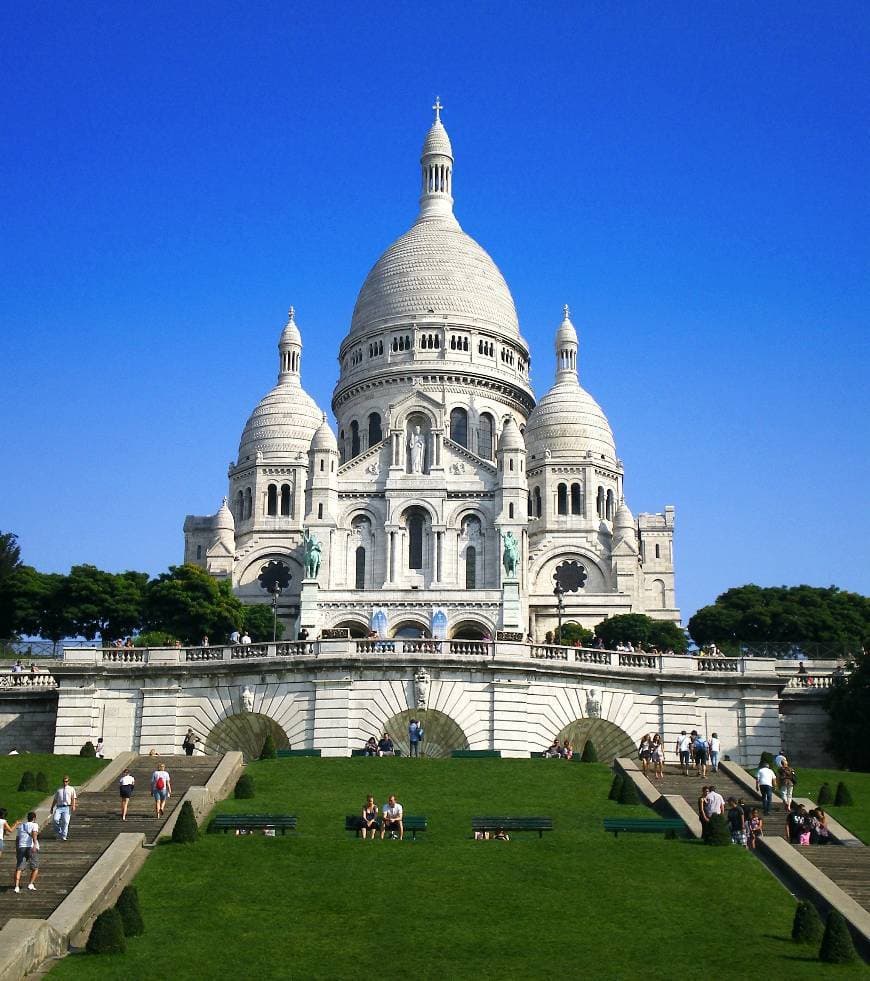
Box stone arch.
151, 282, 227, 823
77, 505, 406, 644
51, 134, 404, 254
393, 402, 439, 431
382, 708, 469, 758
333, 618, 369, 638
554, 718, 636, 764
391, 617, 430, 639
450, 617, 492, 640
389, 498, 439, 526
237, 549, 304, 589
204, 711, 290, 761
530, 548, 611, 592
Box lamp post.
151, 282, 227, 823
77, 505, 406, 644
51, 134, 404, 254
270, 585, 282, 642
553, 582, 564, 645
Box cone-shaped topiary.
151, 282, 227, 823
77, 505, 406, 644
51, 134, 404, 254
580, 741, 598, 763
86, 907, 126, 954
80, 741, 97, 757
234, 773, 255, 799
817, 783, 833, 806
819, 909, 857, 964
834, 782, 853, 806
259, 732, 276, 760
171, 800, 198, 844
115, 885, 144, 937
791, 900, 823, 944
618, 776, 641, 805
35, 772, 49, 793
608, 772, 624, 801
17, 771, 35, 792
758, 751, 775, 769
702, 813, 731, 846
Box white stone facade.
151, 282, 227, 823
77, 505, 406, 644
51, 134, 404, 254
183, 105, 679, 640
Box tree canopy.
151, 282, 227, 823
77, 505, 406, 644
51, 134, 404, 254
826, 654, 870, 771
594, 614, 687, 653
243, 603, 285, 643
143, 564, 244, 644
61, 565, 149, 644
0, 532, 22, 582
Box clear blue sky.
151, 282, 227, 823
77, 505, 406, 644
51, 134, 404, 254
2, 3, 868, 621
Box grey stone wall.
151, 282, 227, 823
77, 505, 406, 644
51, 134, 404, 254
779, 694, 836, 767
0, 690, 59, 753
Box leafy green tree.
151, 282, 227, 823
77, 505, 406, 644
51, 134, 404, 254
827, 655, 870, 771
61, 565, 148, 644
0, 568, 73, 647
243, 603, 284, 643
594, 614, 687, 653
556, 622, 593, 646
86, 908, 126, 954
818, 909, 857, 963
144, 564, 244, 644
0, 532, 22, 582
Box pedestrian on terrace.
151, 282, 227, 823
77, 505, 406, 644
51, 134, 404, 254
119, 769, 135, 821
0, 808, 18, 864
778, 760, 796, 813
650, 734, 665, 780
50, 776, 77, 841
151, 763, 172, 818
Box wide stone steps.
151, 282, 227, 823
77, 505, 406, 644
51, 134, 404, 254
0, 754, 217, 929
793, 845, 870, 908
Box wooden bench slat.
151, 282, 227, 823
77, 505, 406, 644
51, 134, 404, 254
471, 817, 553, 838
603, 818, 685, 838
209, 814, 298, 835
343, 814, 427, 839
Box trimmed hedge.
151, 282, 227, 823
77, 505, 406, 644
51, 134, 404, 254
86, 908, 126, 954
791, 901, 823, 944
618, 776, 640, 805
608, 772, 624, 801
35, 771, 49, 793
80, 741, 97, 757
758, 752, 775, 769
702, 813, 730, 846
171, 801, 198, 844
116, 885, 145, 937
818, 909, 857, 964
259, 733, 277, 761
234, 773, 255, 799
834, 781, 853, 806
580, 741, 598, 763
817, 782, 832, 806
17, 771, 35, 792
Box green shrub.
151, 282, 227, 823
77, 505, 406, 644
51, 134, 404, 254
86, 908, 126, 954
171, 801, 198, 844
133, 630, 177, 648
608, 772, 624, 801
234, 773, 255, 799
702, 813, 731, 846
580, 741, 598, 763
259, 732, 277, 760
818, 909, 857, 964
817, 783, 833, 806
35, 771, 49, 793
80, 741, 97, 757
791, 901, 823, 944
115, 885, 144, 937
618, 776, 640, 805
834, 782, 853, 806
17, 771, 35, 792
758, 752, 775, 769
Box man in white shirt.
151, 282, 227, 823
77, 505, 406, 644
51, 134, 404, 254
756, 764, 777, 816
229, 629, 241, 645
675, 731, 691, 775
704, 786, 726, 818
50, 776, 77, 841
14, 811, 39, 892
241, 632, 252, 645
381, 794, 404, 840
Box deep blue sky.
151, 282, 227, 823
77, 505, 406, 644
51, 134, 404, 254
2, 3, 868, 621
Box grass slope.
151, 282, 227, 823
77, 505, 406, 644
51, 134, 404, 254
0, 754, 107, 820
52, 759, 868, 980
798, 767, 870, 843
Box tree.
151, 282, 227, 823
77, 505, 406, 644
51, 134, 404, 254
144, 564, 244, 644
171, 801, 199, 843
827, 653, 870, 771
791, 901, 823, 944
580, 741, 598, 762
61, 565, 148, 644
818, 909, 857, 964
556, 622, 593, 647
702, 813, 731, 845
260, 732, 277, 760
234, 773, 255, 799
243, 603, 284, 643
0, 532, 22, 583
0, 567, 72, 644
86, 907, 126, 954
115, 885, 145, 937
595, 614, 687, 653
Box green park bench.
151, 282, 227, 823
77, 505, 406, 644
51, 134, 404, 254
451, 750, 502, 758
471, 816, 552, 838
344, 814, 428, 839
603, 817, 686, 838
209, 814, 298, 835
276, 749, 322, 757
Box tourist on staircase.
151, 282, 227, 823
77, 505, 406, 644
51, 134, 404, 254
50, 776, 77, 841
12, 812, 39, 893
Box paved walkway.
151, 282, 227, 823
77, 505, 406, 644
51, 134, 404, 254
0, 755, 217, 929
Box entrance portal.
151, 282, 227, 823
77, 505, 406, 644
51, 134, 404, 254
205, 712, 290, 761
555, 718, 636, 764
381, 709, 469, 759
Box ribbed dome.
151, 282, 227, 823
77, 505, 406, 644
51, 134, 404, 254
524, 381, 617, 464
422, 119, 453, 158
349, 216, 521, 340
613, 499, 636, 544
213, 497, 235, 532
238, 381, 322, 462
498, 415, 525, 452
310, 414, 338, 452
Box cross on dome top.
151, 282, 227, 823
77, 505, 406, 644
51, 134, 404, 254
288, 306, 296, 321
563, 304, 571, 320
432, 96, 443, 122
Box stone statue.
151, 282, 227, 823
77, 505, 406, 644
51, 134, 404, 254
501, 530, 519, 578
586, 688, 601, 719
408, 425, 425, 474
414, 667, 429, 709
241, 686, 255, 713
303, 529, 322, 579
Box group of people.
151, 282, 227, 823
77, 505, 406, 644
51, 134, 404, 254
225, 631, 253, 646
786, 804, 831, 845
362, 720, 425, 758
543, 738, 574, 759
674, 730, 721, 777
358, 794, 405, 840
703, 790, 766, 849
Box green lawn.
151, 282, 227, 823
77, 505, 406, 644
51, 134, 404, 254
799, 767, 870, 843
52, 759, 867, 980
0, 754, 107, 821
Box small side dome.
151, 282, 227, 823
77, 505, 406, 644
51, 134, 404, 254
422, 119, 453, 158
613, 499, 637, 546
310, 414, 338, 452
555, 304, 578, 346
280, 306, 301, 346
497, 416, 525, 452
213, 497, 235, 532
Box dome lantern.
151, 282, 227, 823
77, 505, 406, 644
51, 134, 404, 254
418, 97, 455, 222
278, 306, 302, 384
555, 304, 579, 384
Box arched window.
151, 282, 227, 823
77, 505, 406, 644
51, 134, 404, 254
655, 543, 661, 559
450, 407, 468, 447
509, 502, 515, 519
528, 491, 533, 516
651, 578, 666, 608
534, 486, 542, 518
407, 510, 424, 570
350, 420, 360, 458
606, 489, 614, 521
244, 487, 253, 520
317, 502, 323, 519
557, 483, 568, 515
465, 545, 477, 588
280, 484, 291, 516
355, 546, 366, 590
339, 430, 346, 465
571, 483, 582, 515
266, 484, 278, 516
235, 491, 244, 522
477, 412, 494, 459
596, 486, 605, 519
368, 412, 382, 446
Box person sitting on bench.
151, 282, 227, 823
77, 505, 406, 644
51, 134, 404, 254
363, 736, 378, 757
378, 733, 394, 757
381, 795, 403, 840
360, 794, 380, 840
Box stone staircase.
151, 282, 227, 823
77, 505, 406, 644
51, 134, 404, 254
0, 754, 217, 929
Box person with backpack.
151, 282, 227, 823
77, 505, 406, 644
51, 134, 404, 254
693, 733, 709, 778
13, 811, 39, 893
151, 762, 172, 818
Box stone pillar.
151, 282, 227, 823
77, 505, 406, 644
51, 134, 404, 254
299, 579, 321, 637
491, 679, 529, 757
313, 678, 351, 757
53, 683, 100, 754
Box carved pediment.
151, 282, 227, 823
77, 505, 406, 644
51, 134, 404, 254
388, 389, 444, 428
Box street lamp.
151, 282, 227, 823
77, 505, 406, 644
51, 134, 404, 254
270, 584, 282, 642
553, 582, 564, 645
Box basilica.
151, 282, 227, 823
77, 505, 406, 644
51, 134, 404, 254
183, 104, 679, 641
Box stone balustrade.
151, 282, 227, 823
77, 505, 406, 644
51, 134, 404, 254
0, 670, 58, 689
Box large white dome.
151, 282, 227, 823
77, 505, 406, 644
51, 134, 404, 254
524, 380, 617, 464
237, 380, 322, 463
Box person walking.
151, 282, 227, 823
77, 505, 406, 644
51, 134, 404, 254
408, 718, 421, 758
0, 808, 18, 865
778, 760, 796, 813
119, 768, 135, 821
151, 762, 172, 818
709, 732, 721, 772
50, 776, 77, 841
675, 731, 691, 776
182, 728, 197, 756
756, 761, 776, 816
13, 811, 39, 893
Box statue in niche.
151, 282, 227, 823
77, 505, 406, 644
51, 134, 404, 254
303, 528, 322, 579
408, 425, 425, 474
241, 686, 255, 713
414, 667, 429, 709
501, 530, 520, 578
586, 688, 601, 719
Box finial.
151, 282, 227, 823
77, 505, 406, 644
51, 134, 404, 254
563, 304, 571, 321
288, 305, 295, 322
432, 96, 443, 122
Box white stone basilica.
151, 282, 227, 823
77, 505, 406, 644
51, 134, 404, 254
183, 104, 679, 642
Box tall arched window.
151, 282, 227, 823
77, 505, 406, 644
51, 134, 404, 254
509, 502, 515, 519
368, 412, 382, 446
606, 489, 614, 521
450, 407, 468, 447
557, 483, 568, 515
350, 420, 360, 458
339, 430, 346, 464
280, 484, 291, 517
596, 486, 605, 519
534, 486, 542, 518
571, 483, 582, 515
244, 487, 253, 520
355, 546, 366, 590
477, 412, 494, 459
465, 545, 477, 588
266, 484, 278, 516
235, 491, 244, 522
407, 510, 424, 570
